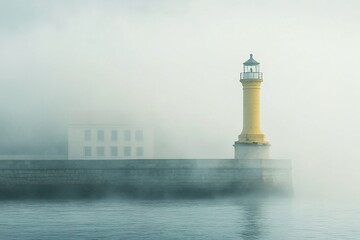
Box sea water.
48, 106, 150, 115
0, 196, 359, 240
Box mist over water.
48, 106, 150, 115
1, 197, 360, 240
1, 1, 360, 234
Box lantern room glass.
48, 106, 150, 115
244, 64, 260, 73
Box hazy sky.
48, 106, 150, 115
1, 0, 360, 196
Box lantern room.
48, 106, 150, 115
240, 54, 263, 80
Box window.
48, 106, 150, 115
124, 147, 131, 157
135, 130, 143, 141
96, 147, 105, 157
111, 130, 118, 141
111, 146, 118, 157
84, 147, 92, 157
84, 130, 91, 141
124, 130, 131, 141
97, 130, 104, 141
136, 147, 143, 157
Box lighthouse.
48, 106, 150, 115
234, 54, 270, 159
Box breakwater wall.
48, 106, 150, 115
0, 159, 291, 198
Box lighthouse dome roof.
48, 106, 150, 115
243, 54, 260, 66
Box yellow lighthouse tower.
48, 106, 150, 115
234, 54, 270, 159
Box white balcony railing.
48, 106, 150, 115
240, 72, 263, 80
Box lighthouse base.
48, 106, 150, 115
234, 142, 270, 159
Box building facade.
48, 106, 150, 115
68, 124, 154, 160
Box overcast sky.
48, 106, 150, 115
1, 0, 360, 197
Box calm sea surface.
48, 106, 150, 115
0, 196, 359, 240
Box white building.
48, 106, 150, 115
68, 114, 154, 160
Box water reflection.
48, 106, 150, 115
6, 196, 357, 240
237, 198, 265, 239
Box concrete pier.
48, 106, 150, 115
0, 159, 291, 198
